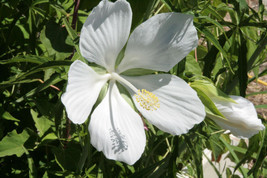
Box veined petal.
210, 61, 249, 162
61, 60, 109, 124
117, 13, 198, 73
123, 74, 206, 135
89, 81, 146, 165
80, 0, 132, 72
209, 95, 265, 139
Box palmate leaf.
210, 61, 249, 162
0, 130, 30, 157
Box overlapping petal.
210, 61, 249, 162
117, 13, 198, 73
80, 0, 132, 72
122, 74, 206, 135
210, 96, 265, 139
62, 0, 206, 165
61, 60, 109, 124
89, 82, 146, 165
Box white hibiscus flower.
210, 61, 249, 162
210, 96, 265, 139
61, 0, 205, 165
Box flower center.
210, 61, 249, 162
109, 72, 160, 111
135, 89, 160, 111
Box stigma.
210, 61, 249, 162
135, 89, 160, 111
108, 73, 160, 111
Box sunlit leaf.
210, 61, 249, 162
0, 130, 30, 157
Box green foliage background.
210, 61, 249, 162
0, 0, 266, 177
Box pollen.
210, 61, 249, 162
135, 89, 160, 111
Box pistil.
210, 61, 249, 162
110, 72, 160, 111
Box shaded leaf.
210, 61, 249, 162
30, 109, 54, 137
0, 130, 30, 157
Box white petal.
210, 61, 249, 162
89, 82, 146, 165
61, 60, 109, 124
80, 0, 132, 71
117, 13, 198, 73
210, 96, 265, 139
123, 74, 206, 135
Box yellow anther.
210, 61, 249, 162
135, 89, 160, 111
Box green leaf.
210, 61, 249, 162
0, 130, 30, 157
238, 0, 248, 12
226, 33, 267, 93
30, 109, 54, 137
15, 72, 64, 103
129, 157, 168, 178
1, 60, 71, 86
120, 68, 156, 76
62, 18, 81, 56
32, 0, 49, 6
237, 30, 248, 97
234, 134, 262, 173
0, 55, 50, 65
52, 141, 82, 171
190, 79, 236, 103
220, 135, 247, 176
185, 54, 202, 76
40, 21, 73, 60
0, 107, 20, 122
200, 29, 233, 78
246, 91, 267, 97
208, 133, 225, 162
205, 5, 224, 21
192, 86, 225, 120
184, 135, 203, 178
248, 127, 267, 177
128, 0, 156, 29
255, 104, 267, 109
116, 82, 135, 110
197, 16, 229, 41
50, 2, 68, 16
197, 27, 234, 74
160, 0, 175, 12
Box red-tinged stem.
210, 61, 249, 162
195, 48, 198, 62
65, 0, 81, 143
71, 0, 80, 30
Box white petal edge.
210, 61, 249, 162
122, 74, 206, 135
89, 81, 146, 165
61, 60, 109, 124
80, 0, 132, 72
209, 95, 265, 139
117, 13, 198, 73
